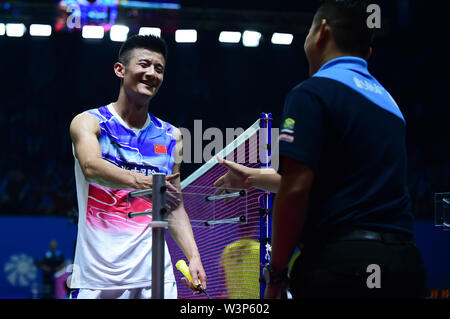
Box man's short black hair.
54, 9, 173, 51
118, 34, 168, 66
313, 0, 375, 56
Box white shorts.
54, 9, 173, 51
70, 282, 177, 299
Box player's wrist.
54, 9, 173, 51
249, 168, 269, 189
129, 170, 140, 189
263, 263, 288, 285
129, 170, 151, 189
188, 253, 201, 262
246, 167, 261, 188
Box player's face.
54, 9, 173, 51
123, 48, 165, 99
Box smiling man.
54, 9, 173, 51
69, 35, 206, 299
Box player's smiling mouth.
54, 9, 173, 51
141, 81, 156, 89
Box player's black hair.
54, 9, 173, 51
313, 0, 375, 56
118, 34, 168, 65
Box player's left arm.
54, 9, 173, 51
264, 156, 314, 299
167, 128, 207, 292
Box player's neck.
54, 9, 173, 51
319, 48, 366, 70
114, 89, 150, 129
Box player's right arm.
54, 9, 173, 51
70, 112, 178, 190
213, 155, 281, 194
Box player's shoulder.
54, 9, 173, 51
70, 106, 107, 135
70, 112, 93, 127
286, 77, 347, 112
85, 105, 112, 123
171, 126, 182, 142
72, 105, 109, 123
285, 78, 323, 107
289, 76, 339, 97
151, 113, 181, 139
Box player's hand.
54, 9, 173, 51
165, 173, 180, 193
213, 156, 254, 196
132, 173, 180, 211
165, 173, 182, 211
133, 172, 179, 193
181, 256, 207, 295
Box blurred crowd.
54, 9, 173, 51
0, 103, 76, 217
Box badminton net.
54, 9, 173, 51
166, 119, 265, 299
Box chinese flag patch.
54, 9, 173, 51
154, 145, 167, 154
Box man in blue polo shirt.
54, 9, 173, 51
214, 0, 426, 298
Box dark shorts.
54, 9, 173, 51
290, 228, 427, 298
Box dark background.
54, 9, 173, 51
0, 0, 449, 221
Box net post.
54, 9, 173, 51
152, 173, 167, 299
434, 192, 450, 230
259, 112, 273, 298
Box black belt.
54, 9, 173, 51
303, 228, 415, 249
326, 228, 414, 244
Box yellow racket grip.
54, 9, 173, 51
176, 260, 194, 283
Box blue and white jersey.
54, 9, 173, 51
71, 103, 177, 291
279, 57, 414, 243
87, 103, 177, 176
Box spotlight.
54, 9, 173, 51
271, 33, 293, 45
30, 24, 52, 37
218, 31, 241, 44
110, 25, 129, 42
82, 25, 104, 39
6, 23, 26, 37
242, 30, 261, 47
175, 29, 197, 43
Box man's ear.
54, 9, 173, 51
315, 19, 329, 46
114, 62, 125, 79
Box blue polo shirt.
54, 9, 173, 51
278, 56, 414, 243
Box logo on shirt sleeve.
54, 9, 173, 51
283, 118, 295, 130
154, 144, 167, 154
281, 117, 296, 135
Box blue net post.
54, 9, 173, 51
259, 113, 273, 298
